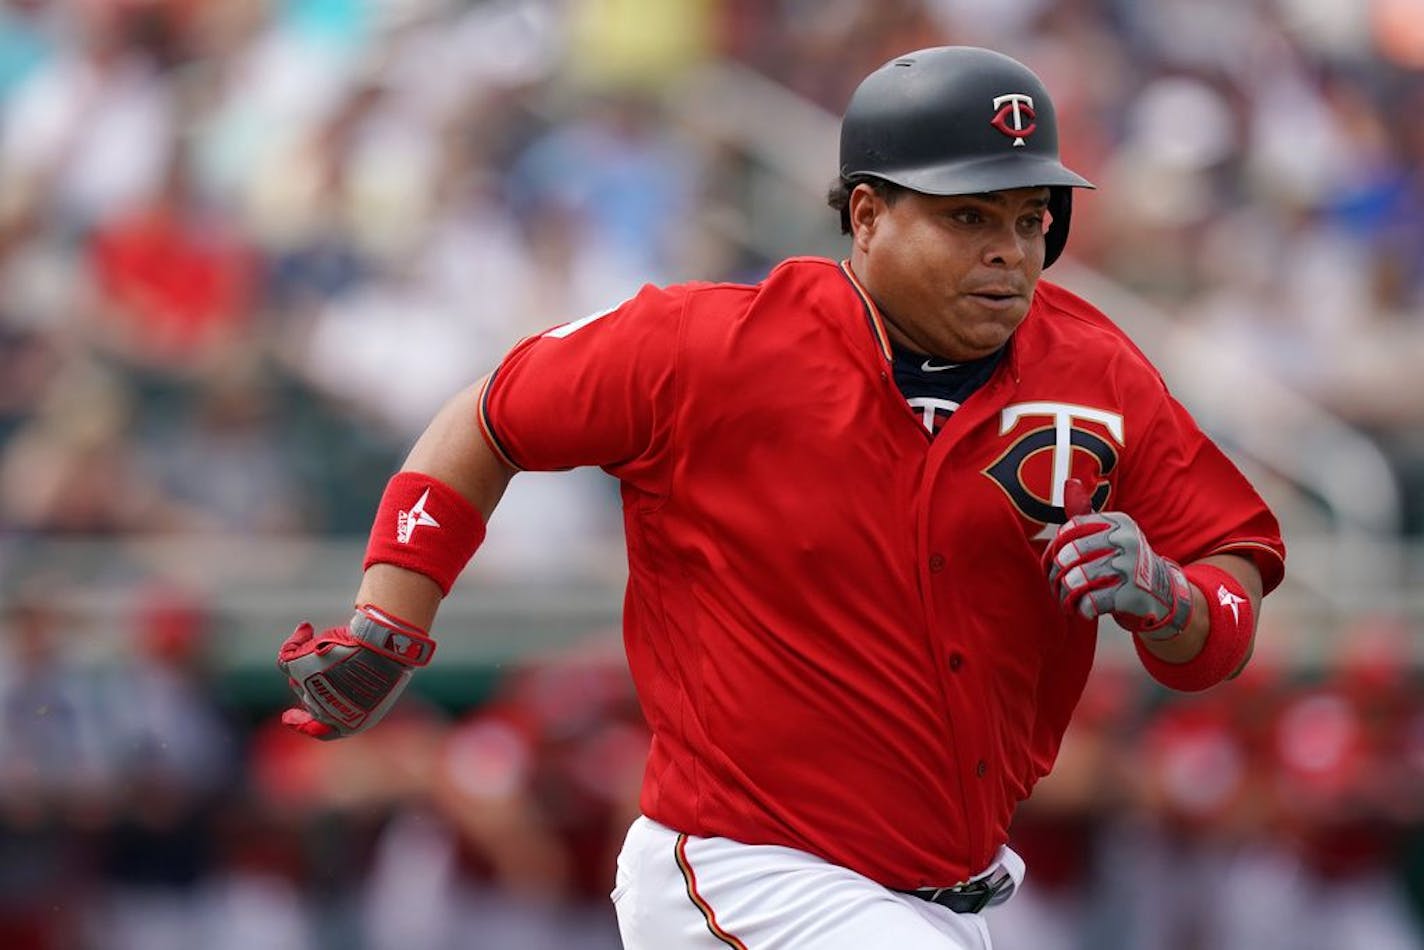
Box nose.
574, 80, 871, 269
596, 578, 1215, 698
982, 222, 1028, 268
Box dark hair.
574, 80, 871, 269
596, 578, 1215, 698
827, 176, 907, 234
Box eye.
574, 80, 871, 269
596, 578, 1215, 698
1018, 213, 1046, 235
950, 208, 986, 225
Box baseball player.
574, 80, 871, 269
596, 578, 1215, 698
277, 47, 1286, 949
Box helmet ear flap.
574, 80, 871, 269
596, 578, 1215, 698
1043, 187, 1073, 269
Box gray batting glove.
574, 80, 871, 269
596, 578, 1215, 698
1043, 510, 1195, 640
277, 605, 436, 739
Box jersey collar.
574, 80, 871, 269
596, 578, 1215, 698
838, 260, 895, 363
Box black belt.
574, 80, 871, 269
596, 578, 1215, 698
896, 870, 1015, 914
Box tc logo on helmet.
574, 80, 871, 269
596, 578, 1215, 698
990, 94, 1036, 147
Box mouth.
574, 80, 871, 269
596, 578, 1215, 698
965, 289, 1023, 311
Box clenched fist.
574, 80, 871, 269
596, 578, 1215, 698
1043, 480, 1195, 640
277, 604, 436, 739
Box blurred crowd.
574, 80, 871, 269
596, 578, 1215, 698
1, 0, 1423, 948
0, 582, 646, 950
0, 0, 1422, 539
4, 583, 1424, 950
994, 613, 1424, 950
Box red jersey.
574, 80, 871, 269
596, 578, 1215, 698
478, 256, 1285, 889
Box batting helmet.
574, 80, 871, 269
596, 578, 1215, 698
839, 46, 1093, 267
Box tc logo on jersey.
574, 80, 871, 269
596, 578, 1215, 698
397, 488, 441, 543
990, 94, 1036, 147
983, 401, 1124, 538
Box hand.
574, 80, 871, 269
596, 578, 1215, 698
1043, 479, 1194, 640
276, 605, 437, 739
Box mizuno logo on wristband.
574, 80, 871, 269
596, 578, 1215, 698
397, 488, 441, 543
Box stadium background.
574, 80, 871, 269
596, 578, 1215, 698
1, 0, 1422, 948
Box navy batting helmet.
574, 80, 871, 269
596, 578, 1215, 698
839, 46, 1093, 267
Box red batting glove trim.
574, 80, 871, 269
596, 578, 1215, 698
1134, 563, 1254, 693
364, 472, 486, 595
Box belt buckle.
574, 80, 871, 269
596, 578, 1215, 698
920, 881, 985, 914
952, 871, 1013, 914
911, 868, 1015, 914
977, 870, 1014, 910
957, 880, 994, 914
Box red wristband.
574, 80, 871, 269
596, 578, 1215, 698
364, 472, 486, 595
1133, 563, 1254, 693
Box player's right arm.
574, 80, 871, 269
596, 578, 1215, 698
276, 283, 684, 740
276, 379, 516, 739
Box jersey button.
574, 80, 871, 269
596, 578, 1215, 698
949, 652, 963, 672
975, 760, 987, 778
928, 553, 946, 572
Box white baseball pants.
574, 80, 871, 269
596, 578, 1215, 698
611, 816, 1021, 949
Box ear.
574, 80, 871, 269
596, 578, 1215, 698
847, 183, 882, 252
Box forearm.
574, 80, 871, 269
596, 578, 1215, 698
1136, 552, 1263, 673
355, 379, 516, 630
277, 379, 517, 740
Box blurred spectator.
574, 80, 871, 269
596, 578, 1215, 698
0, 584, 110, 804
0, 1, 180, 234
85, 137, 260, 375
1258, 615, 1423, 950
1121, 681, 1282, 950
0, 586, 109, 950
0, 357, 164, 534
0, 0, 57, 101
137, 359, 310, 535
727, 0, 946, 110
1372, 0, 1424, 69
565, 0, 714, 91
89, 584, 240, 950
509, 91, 702, 286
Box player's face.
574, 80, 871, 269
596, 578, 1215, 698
849, 185, 1050, 361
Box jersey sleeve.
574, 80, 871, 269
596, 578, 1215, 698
477, 283, 683, 488
1114, 384, 1286, 594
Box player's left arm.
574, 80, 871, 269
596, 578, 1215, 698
1124, 551, 1261, 670
1043, 479, 1267, 689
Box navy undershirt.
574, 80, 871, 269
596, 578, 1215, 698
890, 341, 1004, 436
